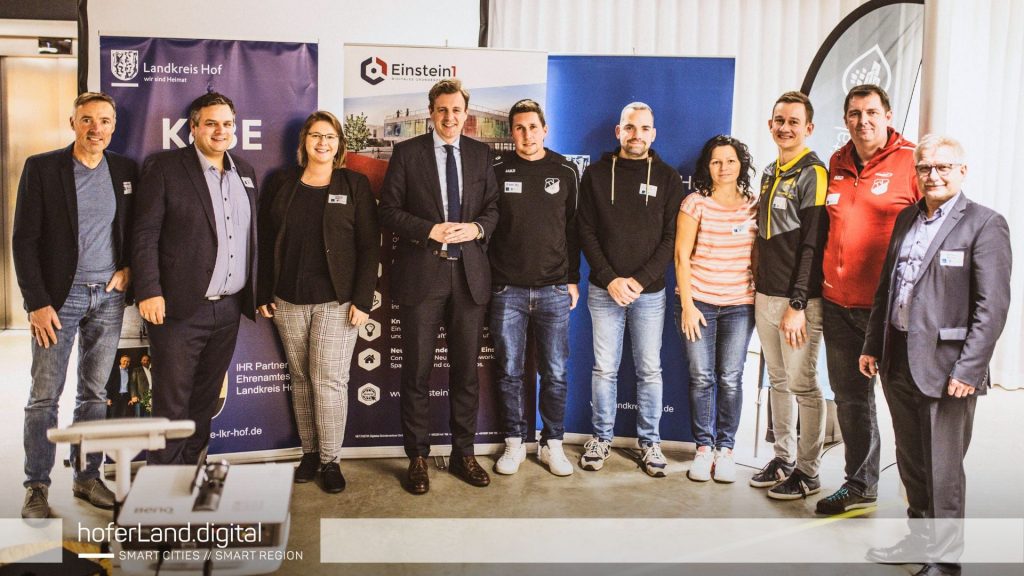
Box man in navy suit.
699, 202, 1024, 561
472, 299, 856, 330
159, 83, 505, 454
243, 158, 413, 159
861, 135, 1011, 576
133, 92, 258, 465
14, 92, 137, 517
379, 79, 499, 494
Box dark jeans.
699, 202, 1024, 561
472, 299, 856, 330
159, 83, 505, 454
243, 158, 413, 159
489, 284, 571, 444
147, 293, 242, 465
823, 299, 879, 498
673, 299, 754, 449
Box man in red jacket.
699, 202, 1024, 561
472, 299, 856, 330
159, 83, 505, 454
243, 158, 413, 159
815, 84, 920, 515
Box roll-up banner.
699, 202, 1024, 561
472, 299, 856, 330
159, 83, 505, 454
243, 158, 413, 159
99, 36, 318, 456
802, 0, 924, 156
342, 44, 546, 452
546, 55, 735, 445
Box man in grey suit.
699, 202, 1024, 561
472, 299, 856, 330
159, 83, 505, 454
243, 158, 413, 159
860, 135, 1011, 576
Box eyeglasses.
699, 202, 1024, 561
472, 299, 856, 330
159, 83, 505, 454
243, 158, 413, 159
915, 163, 962, 177
308, 133, 339, 142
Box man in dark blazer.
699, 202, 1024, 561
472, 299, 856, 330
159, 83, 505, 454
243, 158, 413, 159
379, 78, 499, 494
133, 92, 258, 465
130, 352, 153, 416
13, 92, 136, 517
860, 135, 1011, 576
105, 353, 133, 418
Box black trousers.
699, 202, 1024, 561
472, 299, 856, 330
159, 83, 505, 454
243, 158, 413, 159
398, 260, 486, 458
147, 294, 242, 465
883, 330, 976, 566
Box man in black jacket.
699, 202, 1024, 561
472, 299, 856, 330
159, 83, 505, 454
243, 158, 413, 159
490, 99, 580, 477
577, 102, 684, 478
133, 92, 259, 465
13, 92, 137, 518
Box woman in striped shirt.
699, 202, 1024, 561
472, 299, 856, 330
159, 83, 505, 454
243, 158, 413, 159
674, 135, 758, 483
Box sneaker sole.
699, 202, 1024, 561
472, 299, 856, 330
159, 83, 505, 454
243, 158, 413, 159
815, 500, 878, 515
580, 460, 605, 471
687, 471, 712, 482
494, 464, 522, 475
768, 486, 822, 501
749, 475, 789, 488
712, 475, 735, 484
539, 454, 574, 476
642, 464, 667, 478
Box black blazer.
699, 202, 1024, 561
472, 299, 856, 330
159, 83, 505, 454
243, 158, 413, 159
132, 145, 259, 320
378, 133, 499, 305
257, 166, 380, 312
12, 145, 138, 312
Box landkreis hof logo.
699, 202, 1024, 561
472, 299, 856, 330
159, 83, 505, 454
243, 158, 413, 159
110, 50, 139, 83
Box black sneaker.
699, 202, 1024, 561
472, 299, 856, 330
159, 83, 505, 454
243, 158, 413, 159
768, 469, 822, 500
815, 485, 878, 515
294, 451, 320, 483
749, 457, 795, 488
321, 462, 346, 494
22, 485, 49, 519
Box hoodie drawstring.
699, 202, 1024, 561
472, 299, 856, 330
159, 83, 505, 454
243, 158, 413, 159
610, 155, 654, 206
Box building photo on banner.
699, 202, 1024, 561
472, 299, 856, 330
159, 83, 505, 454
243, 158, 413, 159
1, 0, 1022, 574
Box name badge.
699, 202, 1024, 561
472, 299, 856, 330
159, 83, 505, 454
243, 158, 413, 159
240, 176, 255, 188
939, 250, 964, 267
732, 223, 749, 235
772, 196, 787, 210
504, 181, 522, 194
826, 193, 840, 206
640, 183, 658, 197
123, 182, 133, 195
328, 194, 348, 205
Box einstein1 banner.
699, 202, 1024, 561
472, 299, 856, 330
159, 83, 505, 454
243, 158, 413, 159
342, 44, 546, 453
99, 35, 318, 456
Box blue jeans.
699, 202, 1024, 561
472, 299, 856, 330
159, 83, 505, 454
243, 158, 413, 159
490, 284, 571, 443
588, 286, 665, 446
673, 299, 754, 449
24, 283, 125, 486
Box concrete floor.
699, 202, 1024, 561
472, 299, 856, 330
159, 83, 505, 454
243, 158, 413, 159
0, 329, 1020, 575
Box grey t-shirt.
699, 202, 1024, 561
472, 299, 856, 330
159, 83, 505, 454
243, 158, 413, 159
72, 155, 117, 284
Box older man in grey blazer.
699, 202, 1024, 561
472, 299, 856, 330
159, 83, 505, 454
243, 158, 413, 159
859, 134, 1011, 576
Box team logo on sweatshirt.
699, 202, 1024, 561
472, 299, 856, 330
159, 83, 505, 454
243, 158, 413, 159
871, 178, 890, 195
544, 178, 560, 195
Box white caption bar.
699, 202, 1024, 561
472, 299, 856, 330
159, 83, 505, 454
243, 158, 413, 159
321, 518, 1024, 564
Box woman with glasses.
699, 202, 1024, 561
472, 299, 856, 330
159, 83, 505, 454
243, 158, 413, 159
673, 135, 758, 483
257, 110, 380, 494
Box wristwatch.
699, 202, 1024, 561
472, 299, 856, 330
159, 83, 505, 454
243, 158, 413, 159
789, 298, 806, 311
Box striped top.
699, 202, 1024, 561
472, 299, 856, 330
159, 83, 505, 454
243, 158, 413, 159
679, 193, 757, 306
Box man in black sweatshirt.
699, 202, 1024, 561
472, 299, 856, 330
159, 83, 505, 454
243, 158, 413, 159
490, 99, 581, 477
577, 102, 685, 478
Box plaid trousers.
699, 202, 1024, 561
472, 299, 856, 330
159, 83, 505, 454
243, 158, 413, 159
273, 298, 358, 462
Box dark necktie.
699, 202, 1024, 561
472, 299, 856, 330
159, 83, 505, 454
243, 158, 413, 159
444, 144, 461, 258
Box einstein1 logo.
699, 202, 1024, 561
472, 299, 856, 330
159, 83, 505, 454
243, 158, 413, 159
361, 56, 387, 85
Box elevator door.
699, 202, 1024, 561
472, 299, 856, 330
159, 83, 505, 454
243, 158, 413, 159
1, 56, 77, 329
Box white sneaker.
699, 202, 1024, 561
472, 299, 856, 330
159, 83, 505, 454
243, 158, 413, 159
539, 440, 574, 476
580, 438, 611, 471
494, 437, 526, 475
713, 447, 736, 483
688, 446, 714, 482
640, 443, 668, 478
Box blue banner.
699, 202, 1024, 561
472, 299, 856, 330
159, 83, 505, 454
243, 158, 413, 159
547, 55, 736, 444
100, 36, 318, 455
